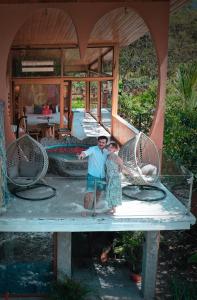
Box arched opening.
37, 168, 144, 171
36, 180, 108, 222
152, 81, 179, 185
88, 7, 158, 140
9, 8, 78, 139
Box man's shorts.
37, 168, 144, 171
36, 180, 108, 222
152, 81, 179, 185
86, 174, 106, 193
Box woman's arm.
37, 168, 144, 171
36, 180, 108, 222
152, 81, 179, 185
111, 153, 124, 172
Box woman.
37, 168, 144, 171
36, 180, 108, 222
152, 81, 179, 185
105, 142, 123, 215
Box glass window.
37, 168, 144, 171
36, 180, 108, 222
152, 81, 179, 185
71, 81, 85, 109
63, 48, 88, 77
90, 81, 98, 119
102, 50, 113, 76
101, 81, 112, 130
12, 49, 61, 77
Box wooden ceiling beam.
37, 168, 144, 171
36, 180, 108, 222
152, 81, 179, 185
11, 44, 78, 50
11, 43, 117, 50
12, 76, 114, 83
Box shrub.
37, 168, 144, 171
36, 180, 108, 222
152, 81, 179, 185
170, 276, 197, 300
118, 81, 157, 133
113, 232, 144, 273
164, 79, 197, 182
49, 277, 90, 300
72, 97, 85, 108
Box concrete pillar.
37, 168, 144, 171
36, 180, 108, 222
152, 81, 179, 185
57, 232, 72, 280
141, 231, 160, 300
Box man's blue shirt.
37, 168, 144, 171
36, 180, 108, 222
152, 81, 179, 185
83, 146, 108, 178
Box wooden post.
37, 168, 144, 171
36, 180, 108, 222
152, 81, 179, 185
60, 80, 64, 128
97, 81, 101, 123
57, 232, 72, 280
60, 48, 64, 78
97, 57, 102, 123
85, 81, 90, 112
141, 231, 160, 300
111, 44, 119, 135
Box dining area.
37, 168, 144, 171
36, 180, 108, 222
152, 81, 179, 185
12, 108, 110, 142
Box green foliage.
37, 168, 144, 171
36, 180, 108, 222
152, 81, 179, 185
118, 81, 157, 133
119, 33, 157, 81
113, 232, 144, 273
170, 276, 197, 300
174, 63, 197, 110
164, 78, 197, 180
188, 252, 197, 264
49, 277, 90, 300
72, 97, 85, 108
168, 5, 197, 75
119, 76, 150, 95
119, 4, 197, 182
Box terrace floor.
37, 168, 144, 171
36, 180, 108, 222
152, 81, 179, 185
71, 109, 111, 140
0, 176, 195, 232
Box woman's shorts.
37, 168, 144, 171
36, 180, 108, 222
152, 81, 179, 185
86, 174, 106, 192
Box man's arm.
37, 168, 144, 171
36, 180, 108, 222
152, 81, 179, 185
78, 147, 93, 159
78, 151, 86, 159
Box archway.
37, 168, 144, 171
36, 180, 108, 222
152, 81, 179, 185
88, 7, 158, 141
8, 7, 78, 138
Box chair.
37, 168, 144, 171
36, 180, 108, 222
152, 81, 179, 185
57, 111, 73, 139
57, 127, 71, 139
6, 134, 56, 200
27, 126, 41, 141
119, 132, 160, 184
7, 134, 49, 187
119, 132, 166, 201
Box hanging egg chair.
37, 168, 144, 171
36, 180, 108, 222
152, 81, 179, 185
119, 132, 166, 201
6, 134, 56, 200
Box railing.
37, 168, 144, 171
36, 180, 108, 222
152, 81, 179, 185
161, 171, 194, 213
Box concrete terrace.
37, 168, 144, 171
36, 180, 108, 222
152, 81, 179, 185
0, 176, 195, 232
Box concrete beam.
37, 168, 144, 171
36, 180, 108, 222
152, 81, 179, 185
57, 232, 72, 280
141, 231, 160, 300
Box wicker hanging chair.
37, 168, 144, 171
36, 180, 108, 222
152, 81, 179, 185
6, 134, 56, 200
7, 134, 49, 187
119, 132, 160, 185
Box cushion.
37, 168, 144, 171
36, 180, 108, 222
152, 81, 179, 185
34, 105, 42, 114
140, 164, 157, 176
25, 105, 34, 114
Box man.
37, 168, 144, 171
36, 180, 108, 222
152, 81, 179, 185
78, 136, 108, 214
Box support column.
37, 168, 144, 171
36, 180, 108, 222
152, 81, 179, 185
57, 232, 72, 280
111, 44, 119, 136
141, 231, 160, 300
